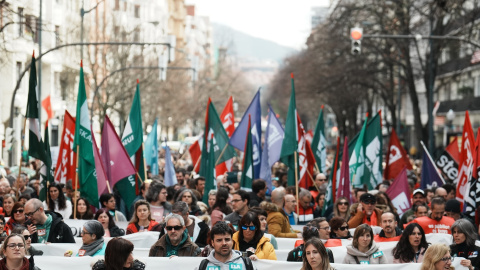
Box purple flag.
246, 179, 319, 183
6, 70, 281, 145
337, 136, 352, 203
420, 141, 445, 189
163, 144, 178, 187
92, 127, 108, 195
386, 167, 411, 216
259, 106, 284, 191
229, 90, 262, 178
101, 116, 136, 187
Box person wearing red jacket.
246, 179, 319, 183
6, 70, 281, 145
126, 200, 158, 234
411, 196, 454, 234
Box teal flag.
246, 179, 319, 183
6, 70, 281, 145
280, 74, 298, 186
311, 106, 326, 173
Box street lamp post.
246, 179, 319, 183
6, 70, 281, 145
445, 109, 455, 146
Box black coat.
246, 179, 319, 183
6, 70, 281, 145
92, 259, 145, 270
30, 211, 75, 243
451, 242, 480, 270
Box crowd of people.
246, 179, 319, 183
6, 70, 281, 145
0, 157, 479, 270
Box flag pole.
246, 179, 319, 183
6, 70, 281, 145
106, 180, 112, 193
142, 143, 148, 179
307, 170, 319, 191
74, 145, 79, 219
193, 156, 201, 173
16, 117, 28, 200
215, 143, 229, 166
294, 151, 299, 215
420, 141, 446, 184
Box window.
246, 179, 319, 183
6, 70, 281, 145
115, 0, 120, 10
134, 5, 140, 18
18, 8, 24, 37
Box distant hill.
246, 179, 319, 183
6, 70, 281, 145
212, 23, 298, 63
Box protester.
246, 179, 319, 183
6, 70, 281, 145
209, 187, 232, 226
450, 219, 480, 270
270, 187, 286, 210
374, 212, 402, 242
434, 187, 448, 200
343, 224, 387, 264
260, 201, 301, 238
94, 208, 124, 237
42, 182, 72, 220
11, 226, 43, 256
0, 215, 7, 239
248, 207, 278, 249
301, 237, 335, 270
283, 194, 298, 225
0, 234, 40, 270
65, 220, 106, 257
392, 223, 428, 263
195, 177, 206, 199
249, 179, 267, 207
287, 225, 334, 263
328, 196, 350, 221
312, 192, 325, 218
126, 200, 159, 234
225, 190, 250, 227
130, 179, 151, 219
149, 213, 201, 257
92, 238, 145, 270
145, 181, 171, 223
420, 243, 454, 270
348, 193, 383, 228
24, 198, 75, 243
232, 211, 276, 260
177, 189, 203, 216
99, 193, 127, 222
70, 197, 94, 219
297, 188, 315, 225
329, 217, 351, 239
412, 196, 454, 234
17, 174, 35, 197
196, 221, 256, 270
400, 189, 427, 228
207, 189, 217, 209
3, 194, 16, 217
310, 173, 328, 199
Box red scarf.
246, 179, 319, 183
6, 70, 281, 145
0, 257, 30, 270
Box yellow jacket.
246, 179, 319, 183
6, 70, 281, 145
232, 231, 277, 260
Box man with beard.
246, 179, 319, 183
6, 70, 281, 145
374, 212, 402, 242
412, 196, 454, 234
400, 189, 428, 228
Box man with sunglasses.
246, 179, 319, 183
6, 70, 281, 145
149, 213, 201, 257
24, 198, 75, 243
348, 193, 383, 229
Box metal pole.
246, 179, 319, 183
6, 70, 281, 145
427, 10, 435, 153
397, 65, 401, 133
80, 0, 84, 60
38, 0, 42, 124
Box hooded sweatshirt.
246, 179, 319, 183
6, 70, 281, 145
343, 241, 388, 264
198, 250, 257, 270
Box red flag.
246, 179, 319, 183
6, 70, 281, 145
337, 136, 351, 202
296, 113, 315, 189
384, 128, 412, 180
41, 95, 53, 120
54, 111, 77, 187
92, 127, 108, 195
456, 111, 475, 207
216, 97, 235, 176
189, 134, 203, 173
446, 137, 460, 163
473, 128, 480, 180
386, 168, 411, 216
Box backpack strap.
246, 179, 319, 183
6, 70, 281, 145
242, 257, 254, 270
353, 256, 360, 264
199, 259, 209, 270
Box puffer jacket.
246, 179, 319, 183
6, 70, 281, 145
266, 210, 298, 238
232, 232, 276, 260
343, 241, 388, 264
92, 259, 145, 270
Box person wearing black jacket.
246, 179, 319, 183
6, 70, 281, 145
24, 199, 75, 244
286, 225, 334, 263
450, 219, 480, 270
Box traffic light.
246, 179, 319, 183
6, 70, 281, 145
4, 127, 14, 150
350, 27, 363, 55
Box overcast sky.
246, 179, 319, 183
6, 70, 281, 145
185, 0, 330, 49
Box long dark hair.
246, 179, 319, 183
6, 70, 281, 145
238, 211, 263, 244
94, 208, 116, 229
71, 197, 94, 219
301, 238, 334, 270
392, 223, 429, 262
208, 187, 232, 215
104, 237, 134, 270
10, 202, 25, 223
47, 182, 67, 210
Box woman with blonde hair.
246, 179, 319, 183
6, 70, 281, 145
301, 238, 335, 270
420, 243, 454, 270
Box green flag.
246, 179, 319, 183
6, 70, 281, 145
280, 73, 298, 186
323, 137, 340, 215
72, 61, 99, 207
241, 115, 254, 189
202, 138, 216, 204
39, 122, 54, 201
120, 81, 145, 208
311, 106, 326, 173
349, 115, 367, 188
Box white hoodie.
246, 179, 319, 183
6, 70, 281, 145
196, 250, 257, 270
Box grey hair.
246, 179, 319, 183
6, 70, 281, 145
83, 220, 105, 239
299, 188, 311, 199
165, 213, 185, 226
208, 189, 217, 196
451, 218, 478, 246
176, 189, 198, 206
171, 201, 189, 215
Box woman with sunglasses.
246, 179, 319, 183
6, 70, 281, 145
328, 197, 350, 221
420, 243, 454, 270
392, 223, 429, 263
301, 237, 335, 270
329, 217, 352, 239
126, 200, 158, 235
232, 211, 276, 260
249, 207, 278, 249
450, 219, 479, 270
343, 224, 387, 264
5, 203, 26, 235
12, 226, 43, 256
0, 234, 40, 270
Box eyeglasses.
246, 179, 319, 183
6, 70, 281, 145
166, 225, 183, 231
319, 226, 331, 231
80, 231, 92, 236
362, 201, 376, 205
241, 225, 256, 231
25, 207, 40, 217
339, 226, 349, 231
14, 209, 24, 214
338, 202, 349, 206
23, 235, 31, 240
439, 256, 454, 262
6, 243, 25, 249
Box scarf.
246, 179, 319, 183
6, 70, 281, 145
36, 214, 53, 243
0, 257, 30, 270
165, 230, 188, 257
79, 239, 104, 256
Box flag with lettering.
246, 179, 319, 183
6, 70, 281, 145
217, 97, 235, 176
386, 168, 411, 216
54, 110, 77, 185
241, 115, 254, 189
464, 127, 480, 222
72, 61, 99, 207
311, 106, 327, 173
336, 136, 351, 202
296, 114, 315, 189
229, 90, 261, 179
144, 119, 159, 175
456, 111, 475, 208
384, 128, 412, 180
259, 106, 284, 191
420, 141, 445, 189
349, 115, 367, 188
435, 137, 460, 182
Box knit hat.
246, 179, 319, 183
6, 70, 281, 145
445, 199, 461, 213
83, 220, 105, 238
